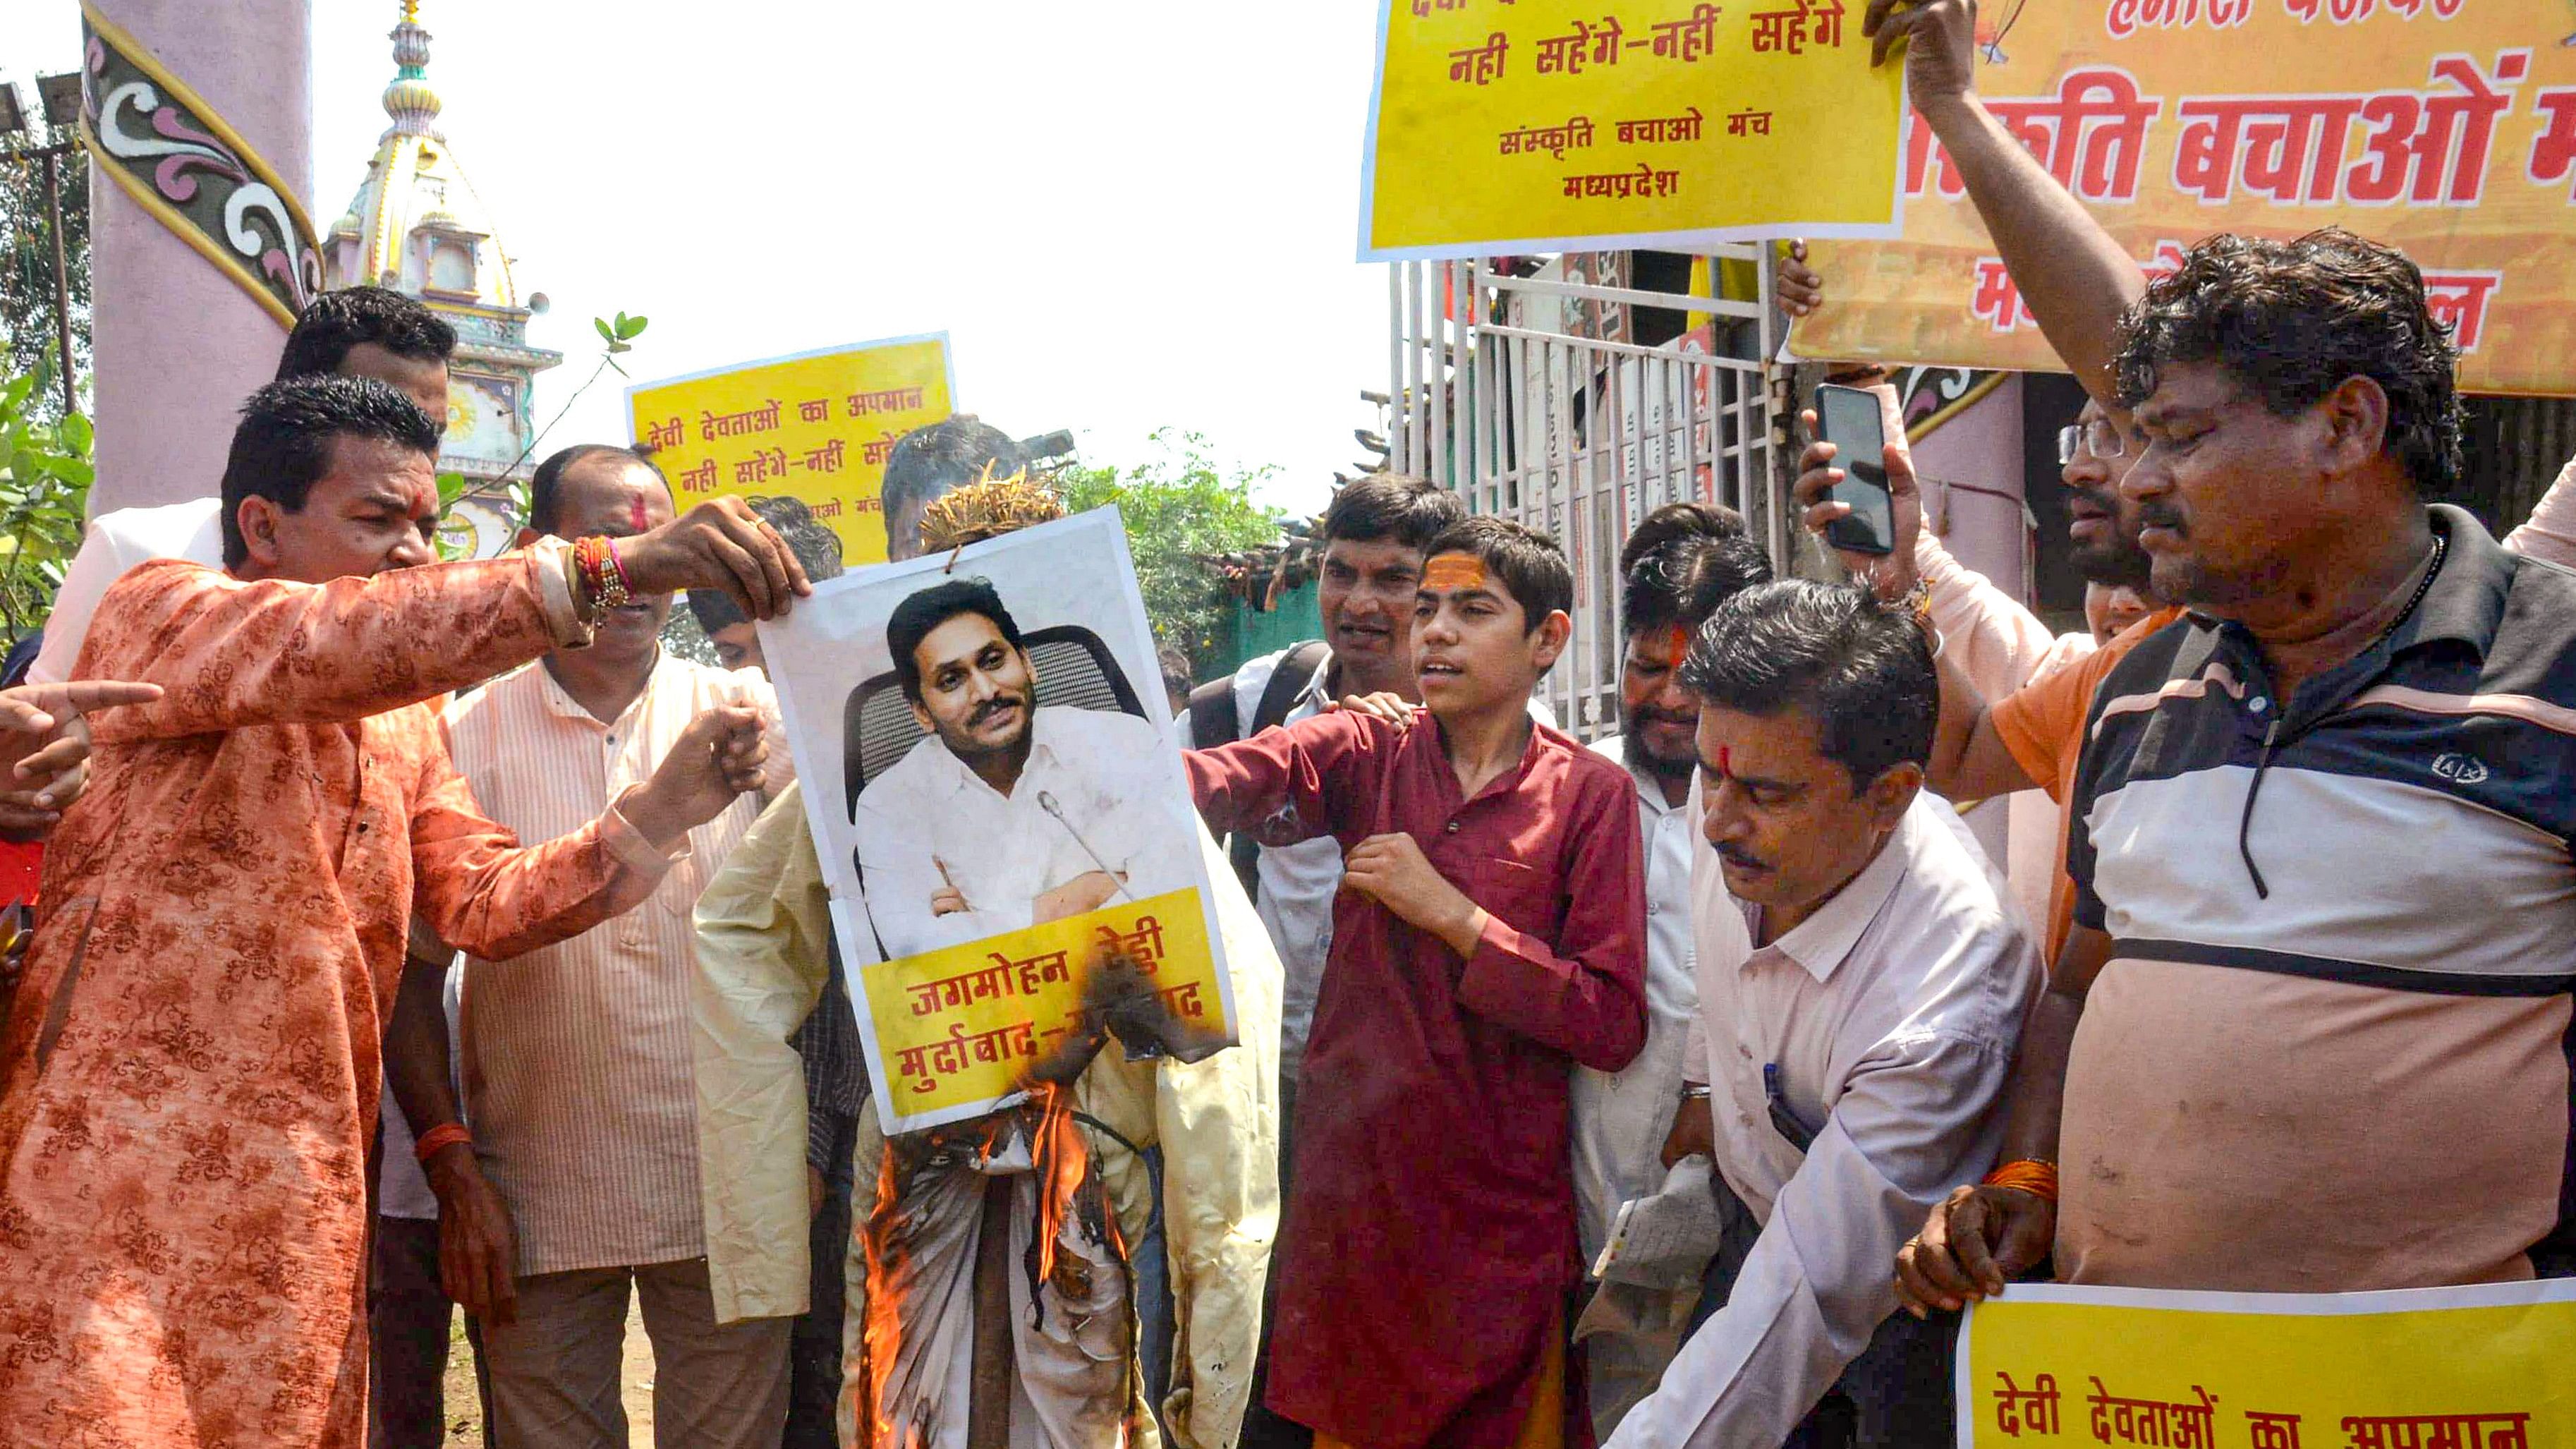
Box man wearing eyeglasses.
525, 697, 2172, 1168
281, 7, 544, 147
1794, 380, 2182, 963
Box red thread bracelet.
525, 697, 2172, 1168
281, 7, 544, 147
413, 1122, 473, 1163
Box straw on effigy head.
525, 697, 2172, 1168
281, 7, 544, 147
916, 468, 1067, 553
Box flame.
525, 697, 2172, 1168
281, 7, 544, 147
856, 1084, 1124, 1448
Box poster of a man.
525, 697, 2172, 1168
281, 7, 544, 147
757, 506, 1237, 1134
856, 576, 1196, 957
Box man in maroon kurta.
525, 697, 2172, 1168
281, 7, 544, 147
1188, 516, 1646, 1449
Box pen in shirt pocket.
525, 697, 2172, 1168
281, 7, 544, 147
1764, 1062, 1818, 1155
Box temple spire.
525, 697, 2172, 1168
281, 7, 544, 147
382, 1, 442, 137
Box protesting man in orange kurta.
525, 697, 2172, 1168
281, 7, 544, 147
0, 375, 810, 1448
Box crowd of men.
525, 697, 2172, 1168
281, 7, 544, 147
0, 1, 2572, 1446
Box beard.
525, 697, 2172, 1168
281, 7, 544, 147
2067, 485, 2157, 593
1621, 708, 1698, 784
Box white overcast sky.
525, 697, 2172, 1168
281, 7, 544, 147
5, 2, 1397, 516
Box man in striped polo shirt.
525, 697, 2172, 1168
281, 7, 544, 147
1893, 231, 2576, 1303
1867, 0, 2576, 1308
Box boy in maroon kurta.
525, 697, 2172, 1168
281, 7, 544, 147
1187, 516, 1647, 1449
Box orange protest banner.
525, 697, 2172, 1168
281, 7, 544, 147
1792, 4, 2576, 396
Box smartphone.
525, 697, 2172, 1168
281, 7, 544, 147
1813, 383, 1895, 556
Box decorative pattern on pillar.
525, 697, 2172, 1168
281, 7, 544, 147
1900, 367, 2003, 442
78, 0, 323, 329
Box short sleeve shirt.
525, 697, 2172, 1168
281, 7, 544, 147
2055, 507, 2576, 1291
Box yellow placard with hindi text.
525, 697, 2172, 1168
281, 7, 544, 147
1790, 5, 2576, 396
853, 888, 1231, 1129
1960, 1282, 2576, 1449
625, 334, 955, 566
1361, 0, 1907, 260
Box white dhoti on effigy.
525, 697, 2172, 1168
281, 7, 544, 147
863, 1091, 1142, 1449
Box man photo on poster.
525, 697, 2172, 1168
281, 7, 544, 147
853, 575, 1199, 959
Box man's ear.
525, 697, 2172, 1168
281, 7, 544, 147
1864, 760, 1923, 831
2314, 375, 2392, 482
909, 698, 936, 736
236, 497, 286, 571
1529, 608, 1573, 673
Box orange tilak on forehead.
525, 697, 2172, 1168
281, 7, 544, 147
1651, 624, 1690, 662
1423, 554, 1488, 593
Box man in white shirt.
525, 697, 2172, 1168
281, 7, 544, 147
34, 285, 456, 686
386, 444, 794, 1449
1620, 580, 2039, 1449
855, 576, 1196, 959
1575, 523, 1771, 1435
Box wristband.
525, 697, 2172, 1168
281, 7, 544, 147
573, 535, 635, 612
413, 1122, 473, 1164
1981, 1158, 2058, 1204
1678, 1082, 1712, 1101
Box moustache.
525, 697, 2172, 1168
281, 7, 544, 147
1630, 705, 1697, 729
1714, 843, 1768, 871
967, 693, 1029, 727
2134, 502, 2189, 535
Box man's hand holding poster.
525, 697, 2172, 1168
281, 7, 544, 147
756, 508, 1238, 1134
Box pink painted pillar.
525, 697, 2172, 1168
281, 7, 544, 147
87, 0, 315, 514
1907, 374, 2029, 598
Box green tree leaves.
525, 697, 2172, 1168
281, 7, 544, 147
1056, 431, 1287, 672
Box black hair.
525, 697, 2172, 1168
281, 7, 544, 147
276, 285, 456, 380
1421, 515, 1572, 633
1320, 472, 1466, 552
1681, 579, 1935, 788
886, 577, 1026, 704
1617, 500, 1749, 578
688, 496, 849, 634
2113, 228, 2462, 496
528, 444, 670, 536
221, 375, 441, 569
881, 416, 1025, 526
1623, 533, 1773, 641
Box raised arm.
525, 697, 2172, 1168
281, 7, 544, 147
1868, 0, 2147, 406
1184, 709, 1385, 844
1790, 389, 2054, 803
411, 703, 770, 964
82, 496, 813, 743
80, 547, 591, 741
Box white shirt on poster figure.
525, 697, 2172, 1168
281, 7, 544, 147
854, 703, 1199, 959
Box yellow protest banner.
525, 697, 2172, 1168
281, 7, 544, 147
1960, 1281, 2576, 1449
1791, 6, 2576, 396
625, 334, 955, 564
852, 888, 1232, 1132
1361, 0, 1907, 260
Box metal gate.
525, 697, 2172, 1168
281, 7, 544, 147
1385, 248, 1786, 739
